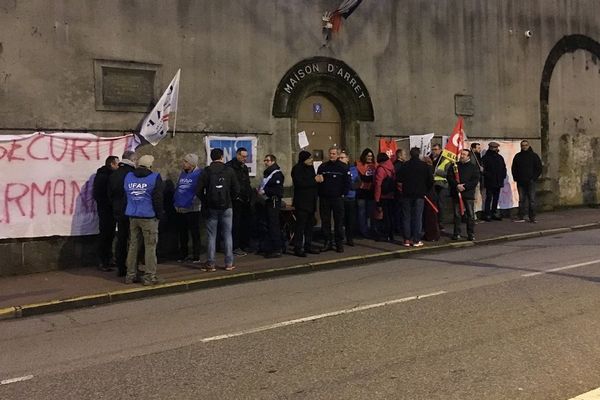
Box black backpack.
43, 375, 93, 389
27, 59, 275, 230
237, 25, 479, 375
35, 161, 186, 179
205, 167, 229, 209
378, 166, 396, 195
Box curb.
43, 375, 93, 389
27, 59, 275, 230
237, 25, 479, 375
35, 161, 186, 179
2, 222, 599, 320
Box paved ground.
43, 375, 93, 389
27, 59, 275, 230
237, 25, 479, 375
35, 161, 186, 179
0, 208, 599, 316
1, 228, 599, 399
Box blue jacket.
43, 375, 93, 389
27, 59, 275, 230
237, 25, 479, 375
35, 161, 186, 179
124, 169, 163, 218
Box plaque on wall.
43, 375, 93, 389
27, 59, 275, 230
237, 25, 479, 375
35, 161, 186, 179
94, 60, 160, 112
454, 94, 475, 117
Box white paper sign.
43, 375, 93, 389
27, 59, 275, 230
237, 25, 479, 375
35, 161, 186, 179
409, 133, 435, 156
298, 131, 309, 149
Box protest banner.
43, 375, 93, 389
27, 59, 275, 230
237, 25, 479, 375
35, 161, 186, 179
0, 132, 132, 238
409, 133, 435, 155
204, 135, 258, 176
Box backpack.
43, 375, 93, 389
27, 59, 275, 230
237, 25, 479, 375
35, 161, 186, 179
205, 166, 229, 209
378, 166, 396, 195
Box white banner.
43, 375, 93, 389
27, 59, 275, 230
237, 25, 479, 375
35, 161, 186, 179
139, 69, 180, 146
204, 135, 258, 177
0, 132, 132, 238
467, 139, 521, 211
409, 133, 435, 156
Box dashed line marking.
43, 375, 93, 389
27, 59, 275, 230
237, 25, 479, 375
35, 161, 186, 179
568, 387, 600, 399
521, 259, 600, 277
1, 375, 34, 385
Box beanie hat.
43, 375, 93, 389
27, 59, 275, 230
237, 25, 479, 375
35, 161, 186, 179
298, 150, 312, 164
138, 155, 154, 169
183, 153, 199, 166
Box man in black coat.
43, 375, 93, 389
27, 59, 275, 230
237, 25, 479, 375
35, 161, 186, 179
448, 149, 481, 241
481, 142, 507, 221
226, 147, 253, 255
398, 147, 434, 247
93, 155, 119, 271
291, 150, 320, 257
511, 140, 543, 223
259, 154, 285, 258
317, 147, 351, 253
107, 150, 138, 276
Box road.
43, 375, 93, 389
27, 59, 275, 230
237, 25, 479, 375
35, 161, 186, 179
1, 229, 600, 399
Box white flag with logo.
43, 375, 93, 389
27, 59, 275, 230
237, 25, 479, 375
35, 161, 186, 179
409, 133, 435, 155
139, 69, 180, 146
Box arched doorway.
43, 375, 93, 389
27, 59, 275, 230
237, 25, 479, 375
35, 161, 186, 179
272, 57, 374, 159
296, 94, 343, 157
540, 35, 600, 207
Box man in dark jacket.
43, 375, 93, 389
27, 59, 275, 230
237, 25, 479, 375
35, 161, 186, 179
107, 150, 138, 277
259, 154, 285, 258
124, 155, 164, 285
226, 147, 253, 255
448, 149, 481, 241
291, 151, 320, 257
93, 155, 119, 271
196, 148, 240, 271
511, 140, 543, 223
398, 147, 434, 247
481, 141, 507, 221
317, 147, 351, 253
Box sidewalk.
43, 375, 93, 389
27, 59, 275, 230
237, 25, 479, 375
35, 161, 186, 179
1, 208, 599, 319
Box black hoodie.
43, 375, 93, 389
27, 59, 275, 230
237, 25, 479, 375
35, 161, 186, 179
262, 163, 284, 199
93, 165, 113, 211
292, 162, 317, 212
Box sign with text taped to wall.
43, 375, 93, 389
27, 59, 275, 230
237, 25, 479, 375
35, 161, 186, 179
0, 132, 132, 239
204, 136, 258, 177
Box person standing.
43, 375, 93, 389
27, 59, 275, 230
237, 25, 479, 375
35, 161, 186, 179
355, 148, 376, 238
173, 153, 203, 263
373, 152, 396, 242
470, 142, 484, 218
398, 147, 433, 247
107, 150, 137, 277
196, 148, 240, 271
481, 141, 507, 221
93, 155, 119, 271
226, 147, 253, 255
291, 151, 320, 257
317, 147, 351, 253
511, 140, 543, 223
124, 155, 164, 285
339, 150, 358, 246
430, 144, 450, 231
448, 149, 480, 241
258, 154, 285, 258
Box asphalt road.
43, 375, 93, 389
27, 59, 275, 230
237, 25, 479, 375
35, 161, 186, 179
1, 229, 600, 399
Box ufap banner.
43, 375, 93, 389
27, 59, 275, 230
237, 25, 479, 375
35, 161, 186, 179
204, 135, 258, 176
0, 132, 132, 239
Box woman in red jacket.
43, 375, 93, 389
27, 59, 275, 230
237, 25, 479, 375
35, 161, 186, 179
373, 152, 396, 242
355, 148, 377, 238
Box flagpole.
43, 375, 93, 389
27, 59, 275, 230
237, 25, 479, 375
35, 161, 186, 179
171, 69, 181, 139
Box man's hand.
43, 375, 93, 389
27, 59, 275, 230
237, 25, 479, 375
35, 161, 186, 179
315, 174, 324, 183
457, 183, 465, 192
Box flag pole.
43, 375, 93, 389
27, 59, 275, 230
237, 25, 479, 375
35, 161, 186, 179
171, 69, 181, 139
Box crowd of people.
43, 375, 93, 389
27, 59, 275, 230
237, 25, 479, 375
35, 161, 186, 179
92, 140, 542, 285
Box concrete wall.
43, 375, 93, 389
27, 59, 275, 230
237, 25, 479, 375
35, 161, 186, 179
1, 0, 599, 274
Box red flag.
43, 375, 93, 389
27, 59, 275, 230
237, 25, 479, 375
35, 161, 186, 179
441, 116, 465, 163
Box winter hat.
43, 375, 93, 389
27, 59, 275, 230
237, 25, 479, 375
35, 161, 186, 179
298, 150, 312, 163
183, 153, 199, 166
138, 155, 154, 169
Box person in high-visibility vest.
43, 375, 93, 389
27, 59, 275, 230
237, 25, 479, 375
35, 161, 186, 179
430, 144, 451, 230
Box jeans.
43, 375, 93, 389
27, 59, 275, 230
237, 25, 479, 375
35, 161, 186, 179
176, 211, 201, 259
320, 197, 345, 245
517, 181, 537, 220
484, 187, 501, 217
206, 208, 234, 267
401, 197, 424, 243
126, 218, 158, 279
453, 198, 475, 237
356, 198, 374, 237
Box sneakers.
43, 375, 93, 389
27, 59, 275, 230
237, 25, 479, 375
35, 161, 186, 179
451, 234, 461, 240
201, 263, 217, 272
403, 240, 412, 247
513, 218, 526, 223
233, 248, 248, 257
412, 241, 424, 247
467, 235, 475, 241
529, 218, 537, 223
223, 265, 236, 271
142, 275, 163, 286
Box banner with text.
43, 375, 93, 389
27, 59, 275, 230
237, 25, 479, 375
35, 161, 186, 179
0, 132, 132, 238
204, 136, 258, 177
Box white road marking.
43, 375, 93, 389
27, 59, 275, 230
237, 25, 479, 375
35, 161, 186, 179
201, 291, 447, 343
568, 387, 600, 399
521, 259, 600, 277
0, 375, 34, 385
